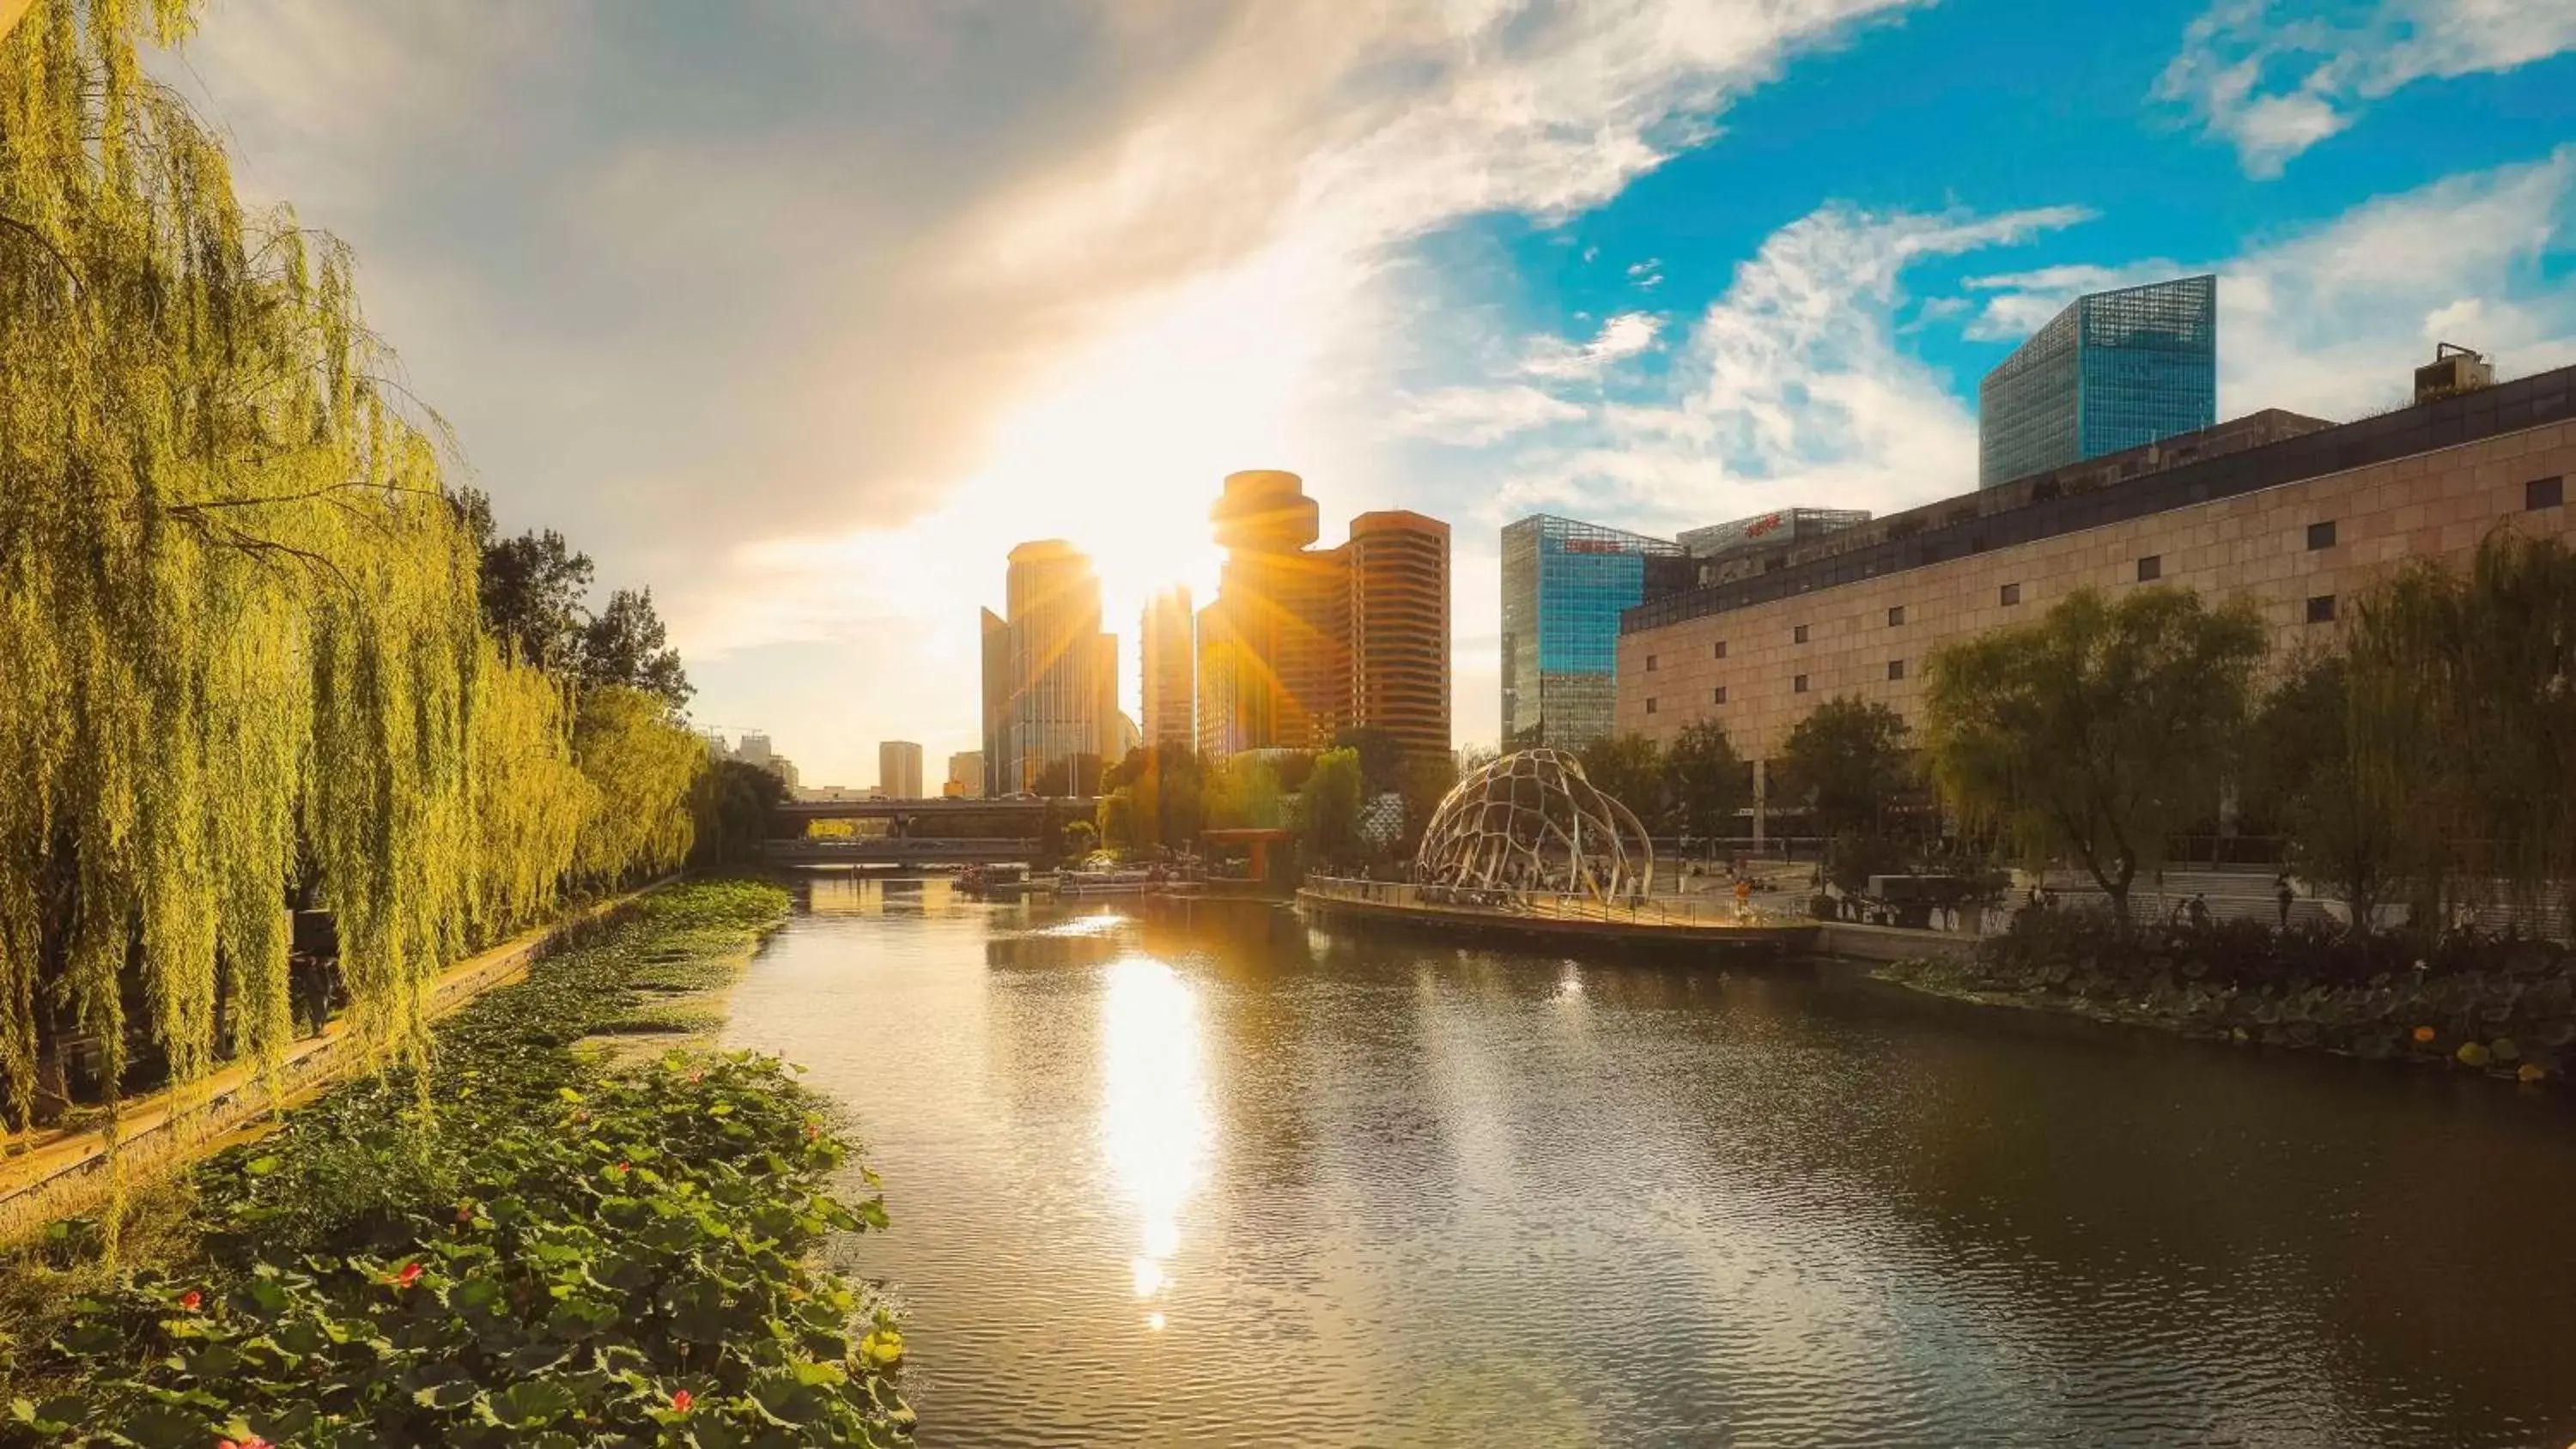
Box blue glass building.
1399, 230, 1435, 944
1978, 275, 2217, 489
1500, 516, 1686, 749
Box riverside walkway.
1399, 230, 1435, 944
1297, 876, 1818, 958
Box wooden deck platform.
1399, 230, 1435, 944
1296, 881, 1819, 958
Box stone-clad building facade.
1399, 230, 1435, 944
1615, 363, 2575, 831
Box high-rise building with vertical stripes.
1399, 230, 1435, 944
1139, 586, 1195, 753
979, 540, 1119, 796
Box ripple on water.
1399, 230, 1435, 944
728, 888, 2576, 1449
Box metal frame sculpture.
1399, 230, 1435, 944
1413, 749, 1655, 902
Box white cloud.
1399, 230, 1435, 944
1964, 144, 2576, 419
1492, 202, 2093, 534
2159, 0, 2576, 176
163, 0, 1928, 775
1521, 311, 1667, 381
1398, 385, 1591, 446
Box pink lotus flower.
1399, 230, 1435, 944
671, 1389, 694, 1412
392, 1261, 422, 1288
178, 1289, 202, 1312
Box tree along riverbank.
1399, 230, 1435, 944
1, 877, 914, 1447
1877, 908, 2573, 1085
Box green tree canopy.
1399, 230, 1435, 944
2245, 651, 2409, 928
1923, 586, 2265, 925
1662, 719, 1746, 840
458, 488, 594, 672
1576, 733, 1665, 826
579, 586, 693, 712
1299, 748, 1366, 870
1771, 697, 1916, 838
1330, 725, 1406, 794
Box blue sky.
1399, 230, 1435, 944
163, 0, 2576, 781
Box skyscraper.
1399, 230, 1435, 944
980, 540, 1120, 796
1139, 586, 1195, 752
945, 750, 982, 798
1196, 471, 1347, 758
1346, 511, 1451, 760
877, 740, 923, 800
1978, 274, 2218, 488
1500, 515, 1685, 750
1193, 471, 1454, 763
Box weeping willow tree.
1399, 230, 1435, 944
0, 0, 702, 1131
571, 687, 702, 887
2339, 529, 2576, 934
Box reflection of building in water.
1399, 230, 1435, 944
1100, 955, 1212, 1331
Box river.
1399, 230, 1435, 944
720, 876, 2576, 1448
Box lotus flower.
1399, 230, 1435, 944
178, 1289, 202, 1311
672, 1389, 694, 1412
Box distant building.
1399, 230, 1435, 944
1114, 712, 1141, 759
1346, 511, 1452, 760
767, 755, 799, 792
735, 733, 775, 770
878, 741, 923, 801
1139, 586, 1195, 753
1979, 274, 2218, 489
981, 540, 1120, 797
1678, 509, 1870, 564
945, 750, 983, 798
1194, 471, 1453, 761
1499, 515, 1689, 750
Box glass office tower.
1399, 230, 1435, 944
1499, 516, 1685, 750
1978, 275, 2217, 489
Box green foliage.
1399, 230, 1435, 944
1661, 719, 1745, 839
688, 761, 785, 869
457, 490, 593, 675
1888, 907, 2576, 1081
1298, 748, 1365, 870
571, 688, 703, 888
1033, 754, 1104, 798
2340, 530, 2576, 933
1329, 726, 1406, 794
1824, 829, 1907, 897
0, 2, 711, 1122
578, 588, 693, 713
1095, 789, 1142, 855
1575, 734, 1665, 825
1923, 587, 2265, 923
1772, 697, 1915, 838
1206, 755, 1288, 830
7, 879, 914, 1446
2245, 650, 2406, 928
1394, 751, 1460, 853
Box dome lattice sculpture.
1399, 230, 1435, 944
1413, 749, 1655, 902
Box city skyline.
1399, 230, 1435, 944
154, 2, 2576, 781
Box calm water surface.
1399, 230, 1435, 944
720, 878, 2576, 1448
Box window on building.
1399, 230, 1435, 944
1714, 640, 1728, 659
1793, 624, 1809, 644
2137, 555, 2162, 582
1887, 659, 1905, 682
1886, 605, 1905, 627
2000, 583, 2021, 606
1645, 697, 1657, 715
2306, 595, 2336, 624
1712, 686, 1728, 705
2306, 520, 2336, 549
1793, 674, 1810, 694
2532, 476, 2566, 511
1644, 654, 1657, 672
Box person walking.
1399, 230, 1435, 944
1733, 875, 1753, 921
2275, 872, 2295, 930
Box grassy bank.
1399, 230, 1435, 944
3, 877, 914, 1447
1878, 910, 2574, 1084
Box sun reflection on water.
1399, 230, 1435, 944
1100, 955, 1212, 1333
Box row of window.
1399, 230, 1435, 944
1637, 476, 2565, 685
